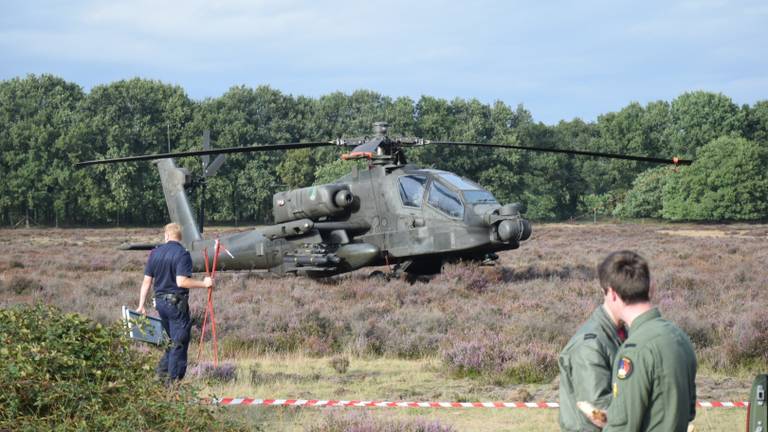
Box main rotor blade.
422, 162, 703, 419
204, 154, 226, 177
201, 130, 211, 168
429, 141, 693, 165
75, 141, 336, 167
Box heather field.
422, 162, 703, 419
1, 222, 766, 431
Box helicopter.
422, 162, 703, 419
76, 122, 691, 278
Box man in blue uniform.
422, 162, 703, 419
137, 223, 213, 382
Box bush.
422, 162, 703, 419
579, 193, 619, 219
441, 331, 559, 384
257, 309, 351, 356
330, 356, 350, 374
4, 276, 43, 294
0, 304, 247, 431
662, 136, 768, 220
724, 311, 768, 367
614, 166, 672, 218
299, 309, 350, 356
351, 310, 446, 358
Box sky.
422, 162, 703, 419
1, 0, 766, 124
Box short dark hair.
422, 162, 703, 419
598, 250, 650, 304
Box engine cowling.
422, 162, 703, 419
273, 184, 354, 223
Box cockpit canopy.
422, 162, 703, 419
397, 170, 498, 219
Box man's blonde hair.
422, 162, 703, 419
164, 223, 183, 241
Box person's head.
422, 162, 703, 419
599, 250, 650, 306
164, 223, 183, 242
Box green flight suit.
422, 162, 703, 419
605, 308, 697, 432
559, 306, 622, 431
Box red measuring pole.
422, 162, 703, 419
209, 240, 220, 366
197, 248, 211, 364
196, 241, 220, 367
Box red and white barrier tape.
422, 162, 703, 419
697, 401, 748, 408
212, 398, 748, 409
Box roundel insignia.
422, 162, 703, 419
617, 357, 633, 379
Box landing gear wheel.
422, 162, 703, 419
481, 252, 499, 266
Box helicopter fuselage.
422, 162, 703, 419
179, 161, 530, 277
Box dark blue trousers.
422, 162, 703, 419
156, 296, 192, 381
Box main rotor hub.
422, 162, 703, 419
373, 122, 389, 136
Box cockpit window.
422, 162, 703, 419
428, 181, 464, 218
398, 175, 427, 207
437, 172, 498, 204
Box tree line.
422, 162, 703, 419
1, 74, 766, 227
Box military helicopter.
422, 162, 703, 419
76, 122, 690, 278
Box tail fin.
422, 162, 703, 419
154, 159, 202, 247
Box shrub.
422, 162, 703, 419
260, 309, 351, 356
724, 311, 768, 367
351, 310, 446, 358
305, 411, 456, 432
441, 331, 559, 384
580, 192, 619, 218
4, 276, 43, 294
662, 136, 768, 220
330, 356, 350, 374
614, 166, 672, 218
0, 304, 247, 431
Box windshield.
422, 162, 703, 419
463, 190, 498, 204
437, 172, 498, 204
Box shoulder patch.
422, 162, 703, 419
584, 333, 597, 340
617, 356, 633, 379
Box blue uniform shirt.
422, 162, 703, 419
144, 241, 193, 296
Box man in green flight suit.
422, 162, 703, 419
599, 250, 697, 432
558, 253, 626, 431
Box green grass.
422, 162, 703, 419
193, 352, 747, 431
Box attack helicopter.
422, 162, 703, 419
76, 122, 690, 278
